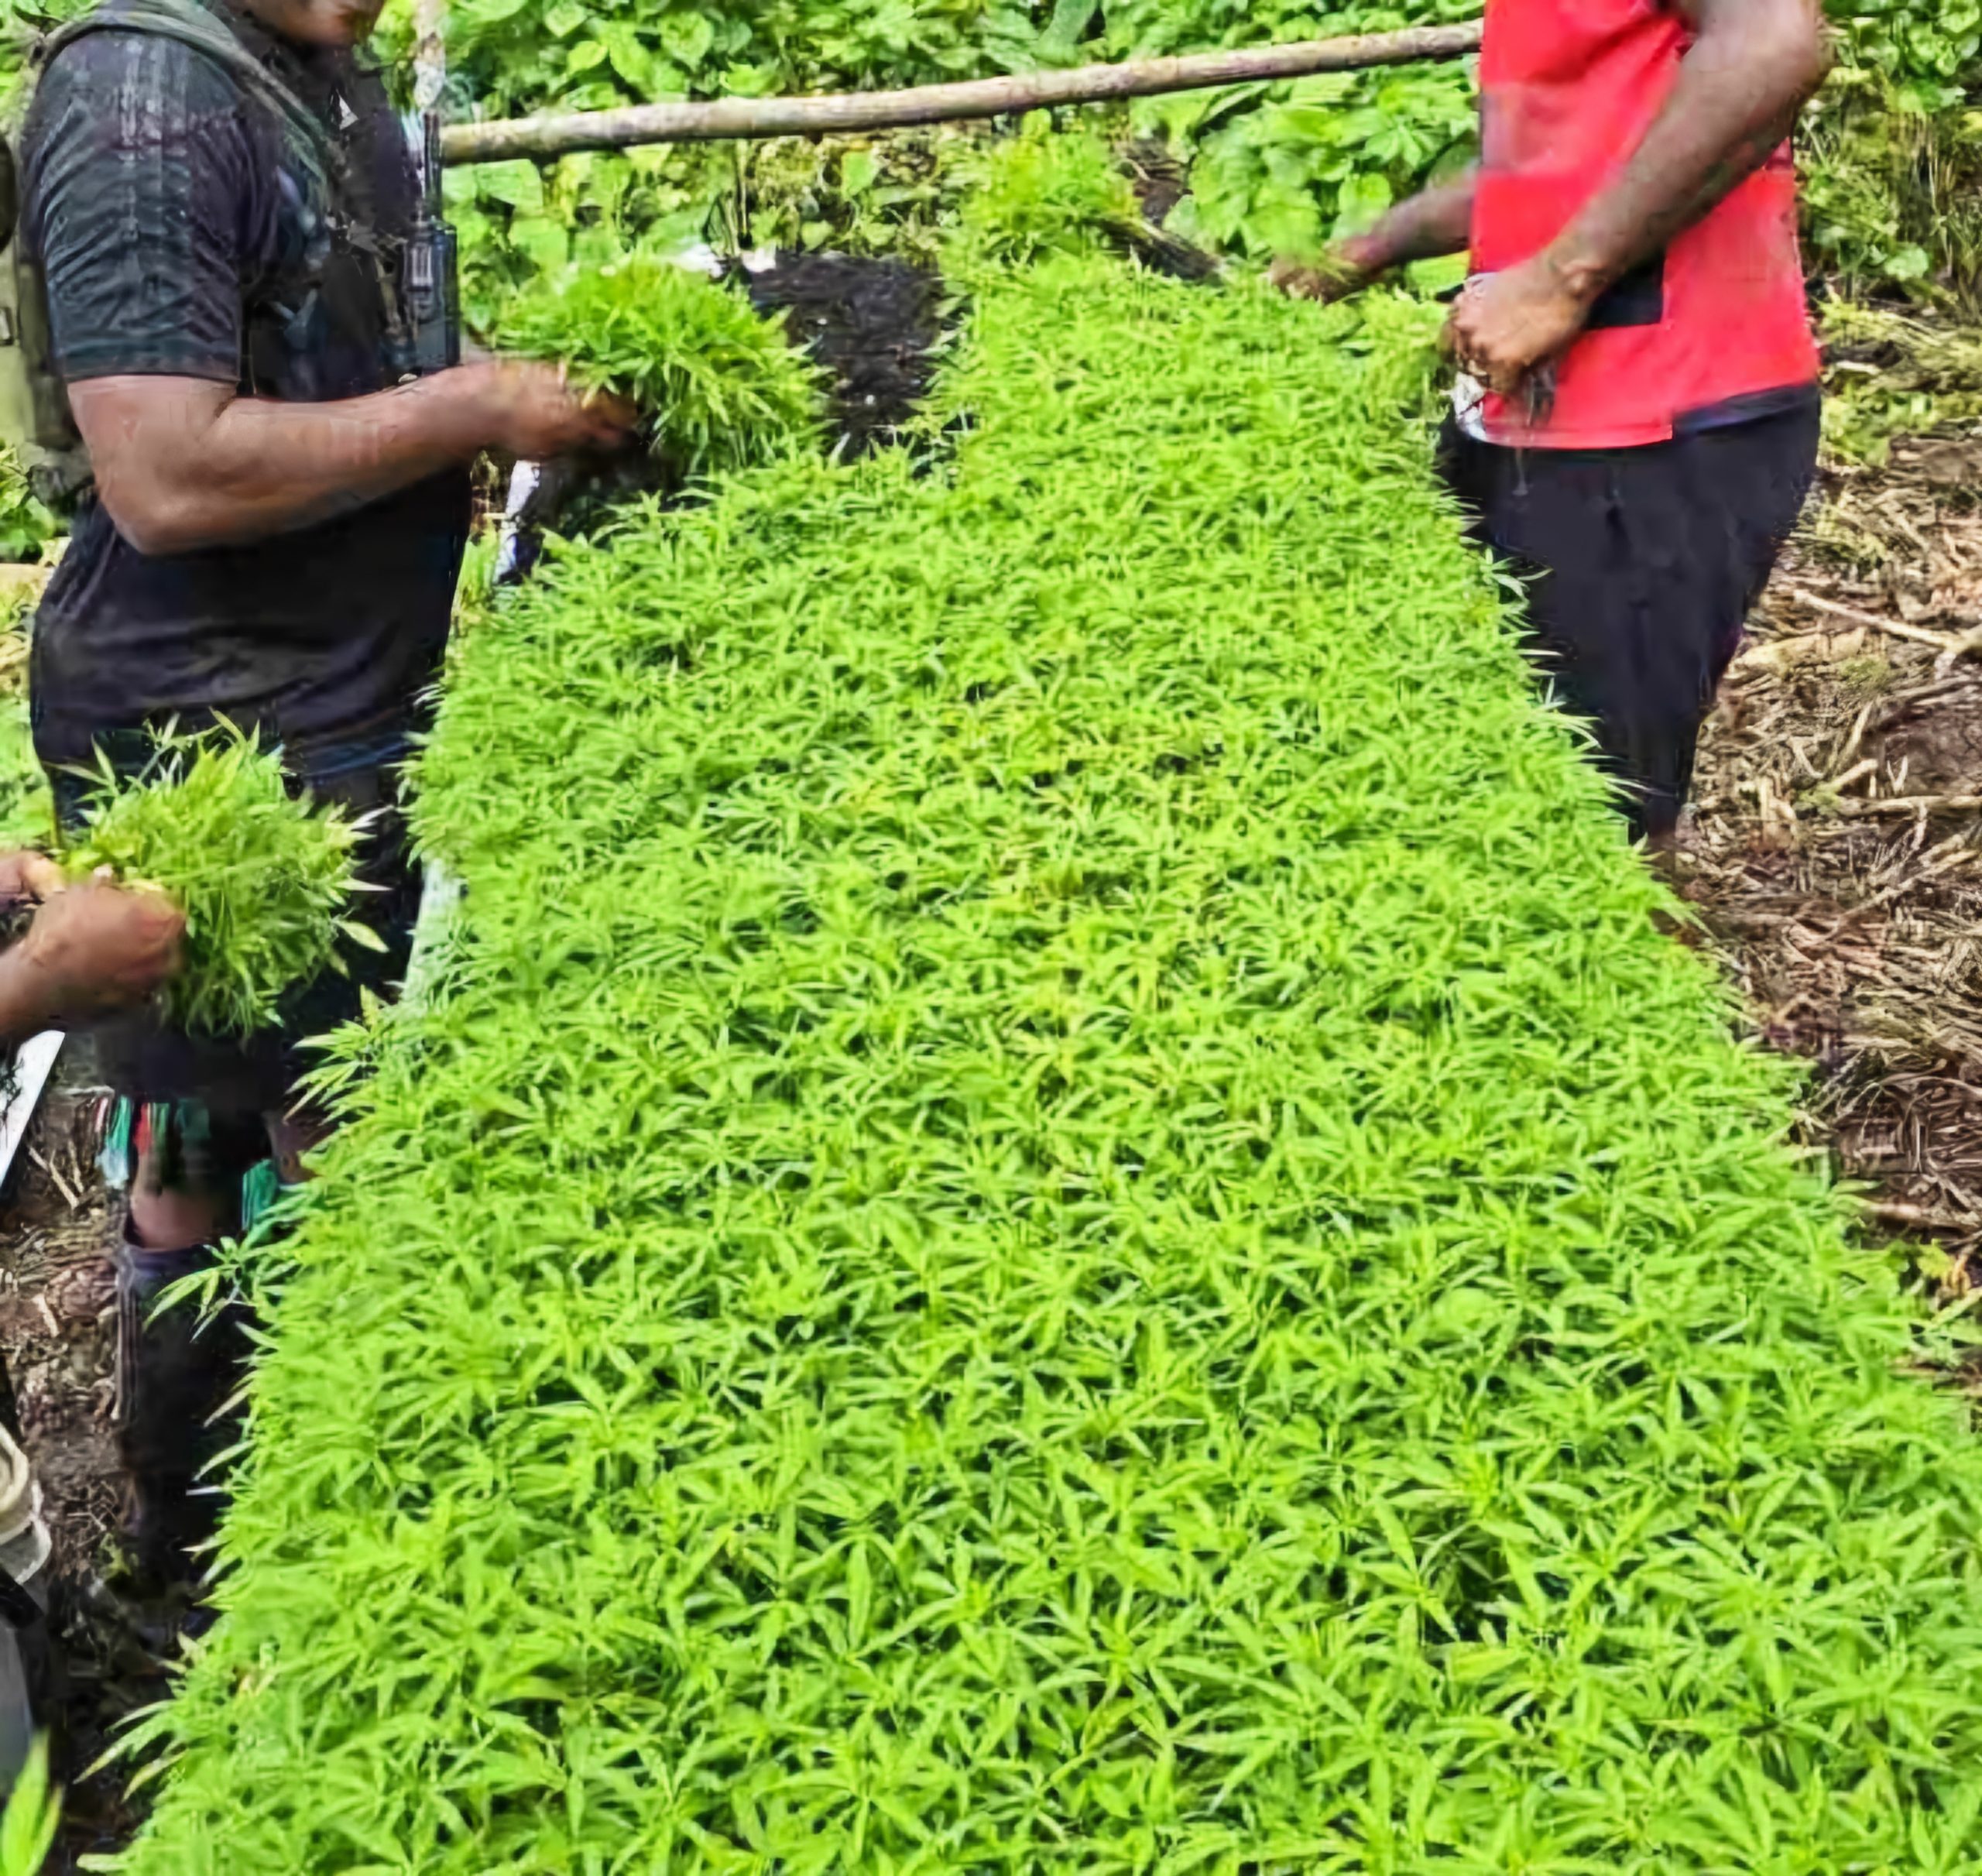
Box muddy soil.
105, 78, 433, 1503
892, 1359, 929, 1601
737, 250, 950, 456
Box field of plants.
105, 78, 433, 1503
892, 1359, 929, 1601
0, 0, 1975, 1864
94, 256, 1982, 1871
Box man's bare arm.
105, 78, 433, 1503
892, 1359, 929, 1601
1448, 0, 1829, 391
0, 859, 184, 1044
1274, 169, 1476, 302
71, 363, 635, 557
1545, 0, 1830, 304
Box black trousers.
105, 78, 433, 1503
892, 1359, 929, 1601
1438, 403, 1820, 842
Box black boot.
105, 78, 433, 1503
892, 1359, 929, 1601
113, 1237, 252, 1591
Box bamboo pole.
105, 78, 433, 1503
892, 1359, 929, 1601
440, 20, 1483, 166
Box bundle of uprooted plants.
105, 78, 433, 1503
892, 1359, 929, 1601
499, 255, 826, 476
64, 729, 368, 1036
115, 259, 1982, 1874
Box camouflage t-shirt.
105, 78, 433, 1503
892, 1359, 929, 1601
20, 2, 470, 770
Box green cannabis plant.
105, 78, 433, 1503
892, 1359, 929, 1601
499, 256, 826, 475
65, 729, 369, 1037
116, 261, 1982, 1873
956, 118, 1140, 263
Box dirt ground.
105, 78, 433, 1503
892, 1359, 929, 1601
0, 1058, 175, 1868
1682, 436, 1982, 1271
735, 251, 949, 457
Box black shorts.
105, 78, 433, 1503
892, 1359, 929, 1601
1437, 400, 1820, 841
50, 729, 423, 1118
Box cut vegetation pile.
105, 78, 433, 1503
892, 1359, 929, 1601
121, 260, 1982, 1871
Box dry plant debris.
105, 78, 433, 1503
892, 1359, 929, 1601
1683, 434, 1982, 1276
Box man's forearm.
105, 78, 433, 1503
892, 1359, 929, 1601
72, 367, 500, 557
1339, 170, 1478, 278
1542, 2, 1829, 303
0, 949, 60, 1048
169, 372, 493, 546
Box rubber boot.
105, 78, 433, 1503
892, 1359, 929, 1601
114, 1236, 252, 1591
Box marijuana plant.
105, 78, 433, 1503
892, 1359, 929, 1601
64, 729, 371, 1037
499, 256, 827, 475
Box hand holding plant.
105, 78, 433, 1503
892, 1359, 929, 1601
498, 258, 825, 476
1268, 248, 1377, 304
16, 870, 185, 1025
1442, 253, 1594, 396
465, 358, 640, 461
62, 728, 370, 1037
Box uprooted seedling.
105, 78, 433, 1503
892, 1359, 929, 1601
63, 728, 371, 1037
499, 255, 828, 481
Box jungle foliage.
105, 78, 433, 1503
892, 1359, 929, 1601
412, 0, 1982, 310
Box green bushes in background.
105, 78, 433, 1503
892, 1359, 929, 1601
1, 0, 1973, 301
412, 0, 1982, 307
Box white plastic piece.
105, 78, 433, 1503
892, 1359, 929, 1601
669, 241, 729, 280
0, 1428, 37, 1548
0, 1408, 52, 1593
494, 458, 543, 585
0, 1424, 53, 1795
0, 1031, 61, 1194
403, 861, 465, 1015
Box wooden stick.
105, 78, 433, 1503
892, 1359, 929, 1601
1833, 795, 1982, 818
440, 22, 1483, 165
1866, 1199, 1974, 1233
1778, 585, 1963, 653
1935, 622, 1982, 677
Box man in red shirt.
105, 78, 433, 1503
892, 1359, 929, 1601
1277, 0, 1831, 848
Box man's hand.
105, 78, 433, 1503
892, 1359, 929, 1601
468, 361, 640, 461
1270, 173, 1480, 312
1443, 257, 1594, 398
1269, 252, 1374, 306
17, 873, 185, 1024
0, 851, 64, 907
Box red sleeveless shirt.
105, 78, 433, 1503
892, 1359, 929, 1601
1469, 0, 1820, 450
